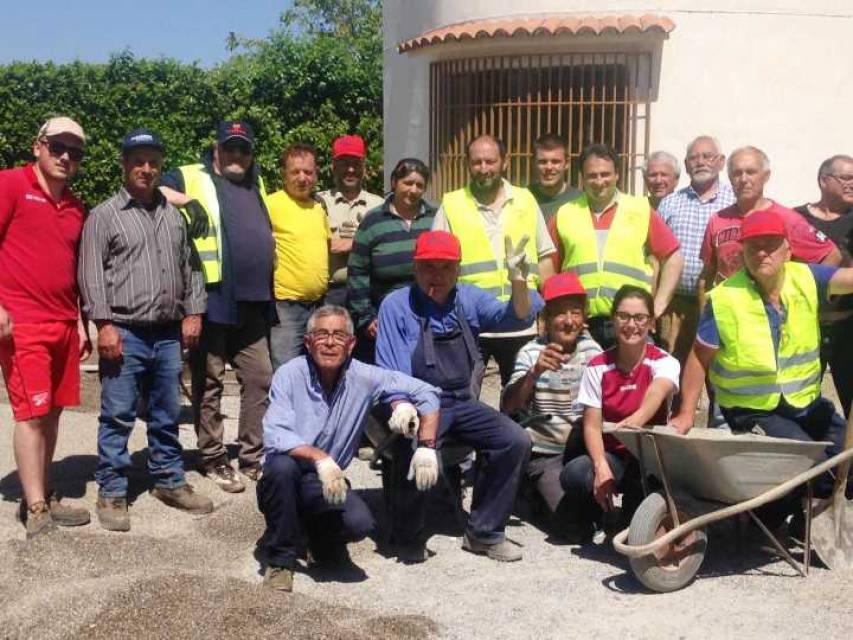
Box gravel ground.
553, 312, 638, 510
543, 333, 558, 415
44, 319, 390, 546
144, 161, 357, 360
0, 369, 850, 639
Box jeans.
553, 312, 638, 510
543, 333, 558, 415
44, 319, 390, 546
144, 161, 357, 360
560, 452, 642, 528
96, 324, 185, 497
390, 398, 531, 545
257, 453, 375, 569
269, 299, 318, 371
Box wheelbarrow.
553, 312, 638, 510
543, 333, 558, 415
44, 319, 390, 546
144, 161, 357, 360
610, 424, 853, 592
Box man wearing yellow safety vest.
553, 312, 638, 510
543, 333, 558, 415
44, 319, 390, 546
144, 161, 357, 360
160, 120, 275, 494
548, 143, 684, 349
669, 210, 853, 496
433, 134, 556, 386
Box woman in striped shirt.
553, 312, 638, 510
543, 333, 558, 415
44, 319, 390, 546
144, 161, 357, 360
346, 158, 436, 362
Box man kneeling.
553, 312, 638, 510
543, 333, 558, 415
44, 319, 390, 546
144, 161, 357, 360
257, 305, 441, 592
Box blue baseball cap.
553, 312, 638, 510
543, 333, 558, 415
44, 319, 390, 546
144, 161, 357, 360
216, 120, 255, 147
121, 128, 164, 154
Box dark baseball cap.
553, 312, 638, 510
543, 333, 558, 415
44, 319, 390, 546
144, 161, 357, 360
121, 128, 164, 154
216, 120, 255, 147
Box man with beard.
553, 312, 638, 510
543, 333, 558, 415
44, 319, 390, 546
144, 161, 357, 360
160, 120, 275, 494
657, 136, 735, 365
433, 135, 556, 387
794, 154, 853, 416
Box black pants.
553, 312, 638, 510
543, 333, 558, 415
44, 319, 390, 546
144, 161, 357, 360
560, 452, 642, 528
478, 335, 533, 387
257, 453, 375, 569
824, 317, 853, 418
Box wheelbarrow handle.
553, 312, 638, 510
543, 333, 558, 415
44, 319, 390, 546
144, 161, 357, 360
613, 445, 853, 558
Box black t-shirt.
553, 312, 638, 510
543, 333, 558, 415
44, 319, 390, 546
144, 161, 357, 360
528, 183, 583, 222
793, 204, 853, 263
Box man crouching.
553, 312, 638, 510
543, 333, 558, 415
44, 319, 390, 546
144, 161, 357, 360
257, 305, 441, 592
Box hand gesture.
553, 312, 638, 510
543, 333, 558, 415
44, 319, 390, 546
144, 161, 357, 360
531, 342, 567, 378
505, 234, 531, 283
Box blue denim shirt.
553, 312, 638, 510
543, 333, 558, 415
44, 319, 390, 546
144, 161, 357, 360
375, 283, 544, 375
262, 356, 440, 468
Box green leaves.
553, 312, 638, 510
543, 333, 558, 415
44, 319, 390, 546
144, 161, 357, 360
0, 0, 383, 207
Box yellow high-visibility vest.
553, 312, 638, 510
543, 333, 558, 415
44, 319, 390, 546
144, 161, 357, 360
179, 164, 272, 285
441, 185, 540, 301
555, 193, 652, 317
708, 262, 821, 411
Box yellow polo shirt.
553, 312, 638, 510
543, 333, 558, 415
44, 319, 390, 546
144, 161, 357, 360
267, 189, 330, 301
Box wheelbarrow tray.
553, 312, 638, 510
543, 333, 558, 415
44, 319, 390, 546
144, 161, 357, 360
610, 426, 830, 504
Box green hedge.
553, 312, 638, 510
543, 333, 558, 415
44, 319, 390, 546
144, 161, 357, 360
0, 32, 383, 209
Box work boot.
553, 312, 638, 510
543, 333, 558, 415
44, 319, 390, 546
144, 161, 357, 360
151, 484, 214, 514
204, 461, 245, 493
462, 533, 522, 562
25, 501, 57, 540
263, 565, 294, 592
96, 495, 131, 532
46, 492, 91, 526
239, 464, 263, 483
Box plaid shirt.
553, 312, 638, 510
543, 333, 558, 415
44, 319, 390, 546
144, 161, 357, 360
659, 181, 735, 296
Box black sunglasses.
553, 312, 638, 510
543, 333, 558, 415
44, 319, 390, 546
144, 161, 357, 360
221, 141, 253, 155
42, 138, 85, 161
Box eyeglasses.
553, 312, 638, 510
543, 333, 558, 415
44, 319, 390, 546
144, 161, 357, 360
42, 139, 85, 161
221, 142, 253, 156
826, 174, 853, 186
614, 311, 651, 326
309, 330, 351, 344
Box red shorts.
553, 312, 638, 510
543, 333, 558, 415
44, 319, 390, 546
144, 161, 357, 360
0, 321, 80, 421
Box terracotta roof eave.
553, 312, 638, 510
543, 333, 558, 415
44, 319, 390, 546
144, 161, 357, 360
397, 13, 675, 53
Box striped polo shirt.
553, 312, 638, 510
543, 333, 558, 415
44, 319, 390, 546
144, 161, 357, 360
346, 199, 436, 330
506, 333, 603, 454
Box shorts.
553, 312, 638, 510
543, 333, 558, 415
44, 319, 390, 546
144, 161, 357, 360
0, 321, 80, 421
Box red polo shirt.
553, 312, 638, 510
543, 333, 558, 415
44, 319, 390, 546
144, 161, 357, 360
0, 165, 86, 323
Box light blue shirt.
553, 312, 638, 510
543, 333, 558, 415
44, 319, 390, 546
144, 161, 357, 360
263, 356, 441, 469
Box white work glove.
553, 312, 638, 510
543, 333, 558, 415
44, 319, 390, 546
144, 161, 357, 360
388, 402, 419, 439
407, 447, 439, 491
338, 219, 358, 239
315, 457, 347, 505
505, 234, 531, 283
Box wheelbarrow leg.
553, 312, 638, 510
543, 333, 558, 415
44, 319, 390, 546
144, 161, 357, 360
649, 434, 680, 528
747, 510, 807, 578
804, 480, 813, 575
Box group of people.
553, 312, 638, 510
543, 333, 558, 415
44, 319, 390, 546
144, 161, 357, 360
1, 115, 851, 594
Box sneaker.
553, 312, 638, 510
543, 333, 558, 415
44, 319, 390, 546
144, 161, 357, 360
25, 501, 57, 540
151, 484, 214, 514
46, 492, 90, 526
397, 541, 429, 564
96, 495, 131, 532
263, 565, 294, 592
462, 533, 522, 562
204, 462, 245, 493
240, 465, 263, 482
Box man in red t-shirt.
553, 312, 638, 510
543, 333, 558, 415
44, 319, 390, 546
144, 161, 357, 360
699, 146, 840, 300
0, 117, 92, 538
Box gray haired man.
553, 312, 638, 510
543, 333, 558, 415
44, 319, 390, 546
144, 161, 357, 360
643, 150, 680, 209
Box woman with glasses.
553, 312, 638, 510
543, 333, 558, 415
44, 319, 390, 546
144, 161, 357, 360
347, 158, 436, 362
558, 285, 680, 542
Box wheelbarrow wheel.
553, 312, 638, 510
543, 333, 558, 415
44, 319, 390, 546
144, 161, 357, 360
627, 492, 708, 593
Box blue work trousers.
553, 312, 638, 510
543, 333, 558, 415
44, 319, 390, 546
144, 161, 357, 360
96, 324, 186, 497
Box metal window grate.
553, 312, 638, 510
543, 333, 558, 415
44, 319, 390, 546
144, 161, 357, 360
429, 52, 653, 200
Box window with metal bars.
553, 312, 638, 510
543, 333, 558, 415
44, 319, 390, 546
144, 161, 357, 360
428, 51, 653, 200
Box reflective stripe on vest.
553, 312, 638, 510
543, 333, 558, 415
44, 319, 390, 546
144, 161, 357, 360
555, 193, 652, 317
179, 164, 273, 286
442, 185, 540, 301
707, 262, 822, 411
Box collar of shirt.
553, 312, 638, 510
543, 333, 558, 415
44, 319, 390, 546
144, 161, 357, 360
590, 190, 621, 216
331, 189, 370, 206
306, 353, 351, 402
685, 180, 731, 203
117, 186, 166, 211
386, 199, 429, 221
23, 163, 78, 209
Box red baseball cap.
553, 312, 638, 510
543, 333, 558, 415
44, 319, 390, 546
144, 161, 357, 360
542, 272, 587, 302
332, 134, 366, 159
741, 210, 788, 241
414, 231, 462, 261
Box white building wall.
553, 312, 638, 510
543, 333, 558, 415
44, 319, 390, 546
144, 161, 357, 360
383, 1, 853, 204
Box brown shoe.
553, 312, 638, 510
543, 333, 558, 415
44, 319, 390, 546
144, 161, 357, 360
263, 565, 294, 592
240, 465, 263, 482
151, 484, 214, 514
96, 495, 131, 532
25, 501, 57, 540
46, 492, 91, 526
